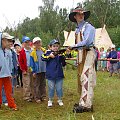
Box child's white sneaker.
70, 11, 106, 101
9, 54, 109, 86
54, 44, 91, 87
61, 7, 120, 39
57, 100, 63, 106
4, 103, 8, 106
48, 100, 52, 107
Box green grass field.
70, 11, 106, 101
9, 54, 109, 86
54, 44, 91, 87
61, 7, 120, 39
0, 66, 120, 120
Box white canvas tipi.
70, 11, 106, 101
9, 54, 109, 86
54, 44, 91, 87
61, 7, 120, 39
95, 25, 113, 50
63, 30, 75, 46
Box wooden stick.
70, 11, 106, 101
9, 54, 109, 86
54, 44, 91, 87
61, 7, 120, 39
65, 58, 120, 62
98, 59, 119, 61
65, 58, 77, 60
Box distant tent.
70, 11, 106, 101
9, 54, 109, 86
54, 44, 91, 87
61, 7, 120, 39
63, 31, 75, 46
95, 25, 113, 50
63, 25, 113, 50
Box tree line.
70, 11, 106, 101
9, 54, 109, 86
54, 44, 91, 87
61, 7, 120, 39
4, 0, 120, 48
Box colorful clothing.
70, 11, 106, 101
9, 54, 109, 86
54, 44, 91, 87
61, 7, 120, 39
100, 51, 107, 69
19, 48, 33, 100
42, 50, 66, 100
0, 32, 17, 109
42, 50, 66, 80
19, 48, 28, 72
107, 50, 118, 74
117, 51, 120, 69
30, 47, 46, 73
30, 47, 46, 101
2, 49, 18, 104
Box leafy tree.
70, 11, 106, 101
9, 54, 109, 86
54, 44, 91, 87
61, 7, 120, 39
3, 0, 120, 47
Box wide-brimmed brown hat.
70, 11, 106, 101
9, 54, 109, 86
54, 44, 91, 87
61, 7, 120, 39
69, 7, 90, 22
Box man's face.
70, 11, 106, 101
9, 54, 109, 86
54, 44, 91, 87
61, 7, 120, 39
74, 13, 84, 23
33, 41, 42, 48
8, 40, 13, 49
51, 43, 60, 51
2, 38, 9, 48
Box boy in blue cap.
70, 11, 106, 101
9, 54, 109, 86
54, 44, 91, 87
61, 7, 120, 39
42, 39, 66, 107
19, 36, 33, 102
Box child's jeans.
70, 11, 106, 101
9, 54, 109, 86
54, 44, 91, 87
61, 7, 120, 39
2, 86, 7, 103
48, 79, 63, 99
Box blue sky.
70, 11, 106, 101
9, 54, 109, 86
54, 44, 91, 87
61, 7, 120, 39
0, 0, 83, 30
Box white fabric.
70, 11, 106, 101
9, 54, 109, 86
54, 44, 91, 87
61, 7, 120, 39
95, 25, 113, 50
63, 31, 75, 46
79, 48, 96, 108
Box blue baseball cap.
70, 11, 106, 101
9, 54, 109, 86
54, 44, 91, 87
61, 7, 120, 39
22, 36, 30, 43
49, 39, 60, 46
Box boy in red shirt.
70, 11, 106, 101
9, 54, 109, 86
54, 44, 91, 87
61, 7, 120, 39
19, 36, 33, 102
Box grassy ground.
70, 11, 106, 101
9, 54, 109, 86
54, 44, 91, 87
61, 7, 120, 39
0, 65, 120, 120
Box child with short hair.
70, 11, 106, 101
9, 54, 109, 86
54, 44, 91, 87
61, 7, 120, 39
19, 36, 33, 102
42, 39, 66, 107
2, 38, 18, 106
30, 37, 46, 103
0, 32, 17, 110
14, 44, 23, 87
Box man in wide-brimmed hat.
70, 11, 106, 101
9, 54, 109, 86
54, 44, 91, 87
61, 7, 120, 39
69, 7, 90, 23
68, 6, 96, 113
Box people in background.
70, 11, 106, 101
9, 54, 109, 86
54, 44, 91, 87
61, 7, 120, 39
107, 44, 118, 77
100, 47, 107, 71
117, 48, 120, 76
106, 48, 111, 72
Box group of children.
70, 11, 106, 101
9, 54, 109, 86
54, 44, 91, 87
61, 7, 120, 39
0, 33, 66, 110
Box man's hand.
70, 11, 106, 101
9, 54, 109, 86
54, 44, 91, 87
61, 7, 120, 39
49, 53, 55, 58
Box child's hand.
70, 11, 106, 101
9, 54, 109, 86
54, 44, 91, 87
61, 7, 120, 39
67, 46, 72, 50
33, 73, 36, 78
49, 53, 55, 58
23, 71, 27, 75
58, 54, 63, 56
